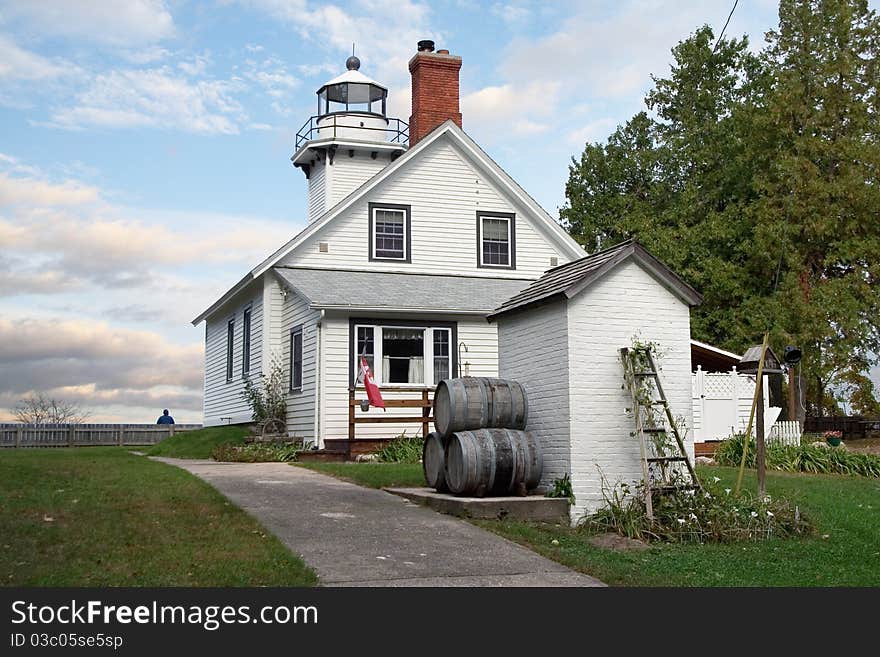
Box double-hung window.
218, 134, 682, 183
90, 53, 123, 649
241, 306, 252, 377
369, 203, 410, 262
290, 326, 303, 392
225, 319, 235, 382
354, 324, 453, 387
477, 212, 515, 269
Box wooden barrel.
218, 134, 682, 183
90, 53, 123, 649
444, 428, 542, 497
433, 377, 528, 438
422, 432, 449, 492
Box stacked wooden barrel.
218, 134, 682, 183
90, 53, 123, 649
423, 377, 542, 497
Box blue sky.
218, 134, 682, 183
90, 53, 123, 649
1, 0, 874, 422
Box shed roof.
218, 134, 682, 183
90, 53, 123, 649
487, 239, 702, 320
273, 266, 532, 315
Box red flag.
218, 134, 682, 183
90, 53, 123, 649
358, 355, 385, 410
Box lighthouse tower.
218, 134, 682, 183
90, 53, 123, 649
292, 55, 408, 222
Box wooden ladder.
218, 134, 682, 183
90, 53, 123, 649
620, 345, 701, 520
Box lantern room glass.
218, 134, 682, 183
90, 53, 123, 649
318, 82, 387, 116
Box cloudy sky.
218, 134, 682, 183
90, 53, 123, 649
3, 0, 869, 423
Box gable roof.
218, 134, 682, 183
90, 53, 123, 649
274, 266, 531, 315
192, 119, 585, 325
487, 239, 702, 320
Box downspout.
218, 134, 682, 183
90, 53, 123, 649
313, 309, 325, 449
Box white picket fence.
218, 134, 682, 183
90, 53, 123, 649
0, 423, 203, 448
768, 420, 802, 446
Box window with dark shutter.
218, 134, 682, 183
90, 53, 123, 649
290, 326, 303, 392
477, 212, 515, 269
369, 204, 411, 262
242, 307, 251, 376
226, 319, 235, 382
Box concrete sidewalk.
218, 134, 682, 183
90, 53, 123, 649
152, 457, 603, 587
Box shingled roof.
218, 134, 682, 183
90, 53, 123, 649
487, 239, 702, 320
274, 266, 532, 314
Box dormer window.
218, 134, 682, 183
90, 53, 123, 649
369, 203, 411, 262
477, 212, 516, 269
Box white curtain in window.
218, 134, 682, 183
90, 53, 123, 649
408, 356, 424, 383
382, 356, 390, 382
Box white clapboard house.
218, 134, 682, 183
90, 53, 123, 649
192, 43, 586, 450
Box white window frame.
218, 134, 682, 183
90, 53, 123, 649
354, 324, 452, 388
369, 204, 410, 262
478, 213, 514, 269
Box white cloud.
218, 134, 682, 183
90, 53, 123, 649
462, 1, 777, 147
0, 317, 204, 418
240, 0, 438, 113
243, 56, 299, 106
462, 80, 560, 137
2, 0, 175, 47
0, 156, 295, 298
177, 53, 212, 77
48, 67, 246, 134
118, 45, 172, 65
0, 35, 73, 80
567, 117, 619, 145
491, 3, 531, 24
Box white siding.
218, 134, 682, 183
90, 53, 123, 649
307, 160, 327, 222
203, 282, 264, 426
326, 151, 389, 207
280, 287, 321, 441
497, 299, 571, 488
565, 261, 693, 522
283, 137, 568, 278
319, 313, 499, 441
308, 151, 392, 223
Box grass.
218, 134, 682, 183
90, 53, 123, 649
0, 447, 317, 586
297, 462, 425, 489
141, 424, 250, 459
475, 466, 880, 586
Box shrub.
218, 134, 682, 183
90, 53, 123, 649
377, 432, 424, 463
212, 441, 299, 463
580, 478, 811, 544
546, 473, 575, 504
241, 359, 287, 427
715, 433, 880, 478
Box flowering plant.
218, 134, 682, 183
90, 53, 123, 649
822, 430, 843, 439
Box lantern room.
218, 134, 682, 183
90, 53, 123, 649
293, 56, 408, 157
317, 56, 387, 116
292, 55, 409, 221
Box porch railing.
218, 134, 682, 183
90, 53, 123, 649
348, 387, 433, 441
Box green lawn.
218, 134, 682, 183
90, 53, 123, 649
476, 466, 880, 586
297, 462, 425, 489
0, 447, 317, 586
142, 424, 250, 459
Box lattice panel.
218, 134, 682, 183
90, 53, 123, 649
702, 374, 735, 397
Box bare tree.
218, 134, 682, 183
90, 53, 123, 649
13, 393, 90, 425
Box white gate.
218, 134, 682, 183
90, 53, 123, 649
692, 367, 781, 442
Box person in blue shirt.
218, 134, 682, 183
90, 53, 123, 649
156, 409, 175, 425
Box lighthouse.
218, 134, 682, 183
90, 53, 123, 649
292, 54, 409, 222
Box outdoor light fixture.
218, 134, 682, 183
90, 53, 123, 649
783, 345, 802, 366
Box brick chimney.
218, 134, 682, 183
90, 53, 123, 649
408, 40, 462, 146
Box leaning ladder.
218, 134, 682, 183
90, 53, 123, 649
620, 345, 701, 520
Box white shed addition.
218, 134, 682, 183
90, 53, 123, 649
490, 240, 702, 523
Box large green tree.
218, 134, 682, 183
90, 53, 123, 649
561, 0, 880, 416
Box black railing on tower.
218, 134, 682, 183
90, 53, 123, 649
295, 114, 409, 150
